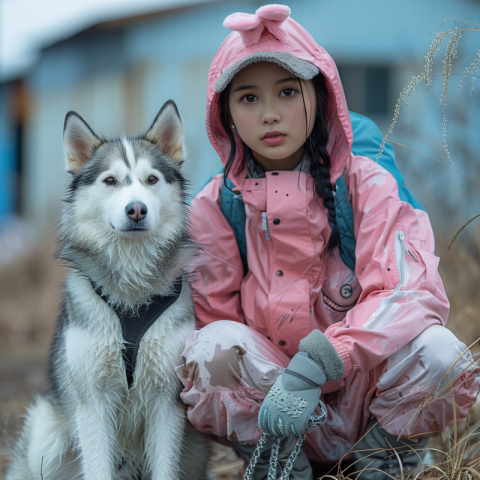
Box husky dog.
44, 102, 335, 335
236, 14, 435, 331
7, 100, 209, 480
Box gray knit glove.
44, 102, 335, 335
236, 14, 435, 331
258, 330, 344, 437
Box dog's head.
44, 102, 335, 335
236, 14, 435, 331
63, 100, 187, 242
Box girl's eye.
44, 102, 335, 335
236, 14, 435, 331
104, 176, 116, 185
147, 175, 158, 185
242, 94, 258, 103
280, 88, 296, 98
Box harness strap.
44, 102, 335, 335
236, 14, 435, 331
91, 278, 183, 389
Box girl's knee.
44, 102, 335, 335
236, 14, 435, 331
178, 321, 255, 392
184, 321, 250, 360
379, 325, 473, 392
416, 325, 471, 376
200, 320, 251, 342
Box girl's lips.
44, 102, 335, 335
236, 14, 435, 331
262, 133, 286, 146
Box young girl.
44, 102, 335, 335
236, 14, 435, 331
175, 5, 480, 478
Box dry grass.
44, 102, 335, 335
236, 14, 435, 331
1, 232, 480, 479
378, 19, 480, 164
322, 365, 480, 480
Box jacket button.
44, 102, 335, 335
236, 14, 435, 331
271, 172, 279, 176
273, 218, 280, 225
278, 340, 286, 346
276, 270, 283, 276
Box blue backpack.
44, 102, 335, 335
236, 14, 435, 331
212, 112, 422, 275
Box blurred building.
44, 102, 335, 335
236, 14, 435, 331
1, 0, 479, 236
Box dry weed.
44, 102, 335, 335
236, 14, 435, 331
378, 19, 480, 163
321, 354, 480, 480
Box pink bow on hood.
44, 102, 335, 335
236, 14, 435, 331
206, 4, 353, 188
223, 4, 291, 47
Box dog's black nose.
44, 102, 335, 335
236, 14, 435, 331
126, 202, 148, 222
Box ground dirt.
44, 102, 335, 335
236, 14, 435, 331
1, 235, 479, 479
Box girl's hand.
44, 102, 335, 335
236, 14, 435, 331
258, 352, 325, 437
258, 330, 344, 437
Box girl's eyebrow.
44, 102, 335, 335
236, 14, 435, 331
233, 85, 257, 92
233, 77, 297, 93
275, 77, 298, 85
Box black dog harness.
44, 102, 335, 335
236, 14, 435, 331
92, 278, 183, 388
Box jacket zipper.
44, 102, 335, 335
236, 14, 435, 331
397, 231, 406, 286
262, 212, 271, 241
364, 231, 407, 330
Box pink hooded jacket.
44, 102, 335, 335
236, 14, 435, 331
189, 9, 449, 380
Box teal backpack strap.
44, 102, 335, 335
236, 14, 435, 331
221, 177, 248, 275
334, 174, 356, 272
195, 171, 248, 274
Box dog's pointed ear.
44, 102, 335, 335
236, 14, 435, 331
145, 100, 184, 164
63, 111, 101, 174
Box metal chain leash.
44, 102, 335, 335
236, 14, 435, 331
243, 400, 328, 480
281, 434, 306, 479
243, 432, 269, 480
267, 436, 281, 480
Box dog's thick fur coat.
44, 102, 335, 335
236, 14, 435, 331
7, 101, 209, 480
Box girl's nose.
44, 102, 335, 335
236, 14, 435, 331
261, 103, 281, 125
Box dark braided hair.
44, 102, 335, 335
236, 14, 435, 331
301, 74, 340, 252
213, 72, 340, 252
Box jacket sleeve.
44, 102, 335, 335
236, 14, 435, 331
188, 174, 245, 328
324, 155, 450, 377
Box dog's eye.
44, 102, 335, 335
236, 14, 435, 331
104, 176, 116, 185
147, 175, 158, 185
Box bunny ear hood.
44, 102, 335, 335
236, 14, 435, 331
206, 4, 353, 187
215, 5, 319, 91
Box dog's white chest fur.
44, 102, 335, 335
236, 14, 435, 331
61, 273, 195, 476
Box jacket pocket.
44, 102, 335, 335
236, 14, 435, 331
414, 248, 440, 292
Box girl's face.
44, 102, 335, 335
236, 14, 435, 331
229, 62, 317, 171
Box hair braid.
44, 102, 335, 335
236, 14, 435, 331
302, 75, 340, 252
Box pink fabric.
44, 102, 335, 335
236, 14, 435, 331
176, 321, 480, 463
192, 7, 454, 383
223, 5, 291, 46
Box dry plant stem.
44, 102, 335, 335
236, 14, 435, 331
426, 32, 450, 87
452, 185, 480, 196
448, 214, 480, 252
439, 18, 480, 27
377, 73, 425, 159
363, 467, 397, 480
378, 24, 479, 164
386, 139, 480, 187
386, 438, 404, 480
441, 29, 463, 163
464, 467, 480, 480
452, 390, 459, 473
458, 50, 480, 95
405, 442, 427, 478
456, 428, 470, 473
326, 421, 381, 476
